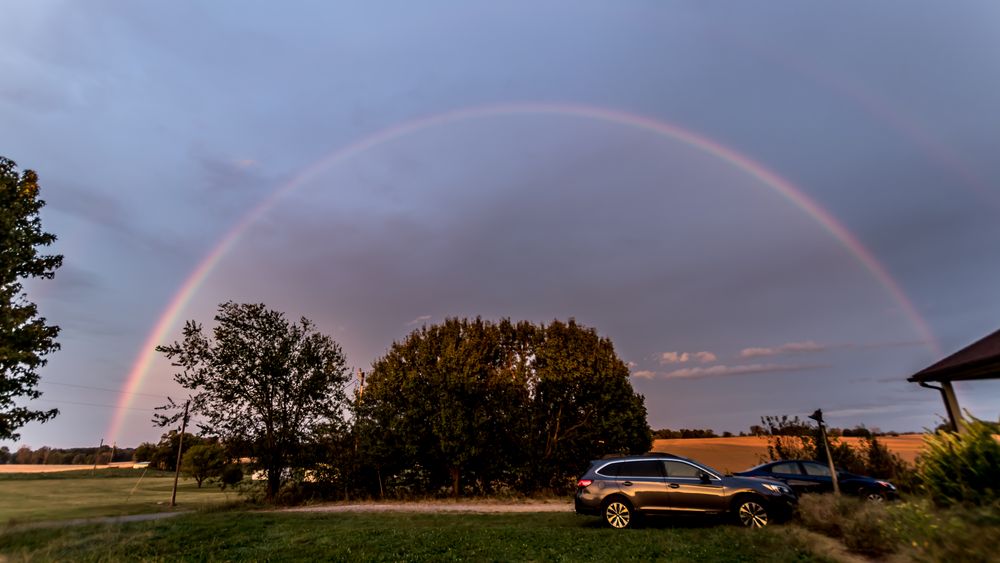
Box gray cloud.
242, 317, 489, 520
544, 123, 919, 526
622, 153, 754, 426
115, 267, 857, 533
740, 341, 827, 358
634, 363, 825, 381
659, 351, 717, 364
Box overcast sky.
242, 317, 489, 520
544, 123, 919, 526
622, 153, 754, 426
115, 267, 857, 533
4, 1, 1000, 448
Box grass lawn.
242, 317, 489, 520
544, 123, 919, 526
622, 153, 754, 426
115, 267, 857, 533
0, 511, 829, 562
0, 474, 236, 524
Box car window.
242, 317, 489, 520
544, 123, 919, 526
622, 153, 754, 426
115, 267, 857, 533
597, 462, 620, 477
663, 460, 702, 478
771, 462, 802, 475
802, 462, 832, 477
617, 460, 663, 478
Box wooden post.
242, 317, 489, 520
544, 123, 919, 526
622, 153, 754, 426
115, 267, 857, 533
818, 422, 840, 496
91, 438, 103, 476
940, 381, 966, 433
170, 401, 190, 507
809, 409, 840, 496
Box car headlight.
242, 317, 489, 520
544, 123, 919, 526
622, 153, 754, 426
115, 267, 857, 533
876, 480, 896, 490
762, 483, 791, 495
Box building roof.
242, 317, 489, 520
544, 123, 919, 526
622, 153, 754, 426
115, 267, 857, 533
908, 328, 1000, 383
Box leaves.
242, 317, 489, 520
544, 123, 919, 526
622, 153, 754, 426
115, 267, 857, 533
357, 317, 651, 496
0, 157, 62, 441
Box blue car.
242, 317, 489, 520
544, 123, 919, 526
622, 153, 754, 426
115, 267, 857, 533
735, 460, 897, 502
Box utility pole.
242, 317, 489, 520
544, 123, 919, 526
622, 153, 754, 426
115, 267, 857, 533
108, 442, 116, 467
809, 409, 840, 496
170, 400, 190, 507
91, 438, 103, 476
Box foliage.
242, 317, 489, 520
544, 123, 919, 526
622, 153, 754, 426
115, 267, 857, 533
0, 157, 63, 441
144, 431, 209, 471
757, 414, 913, 483
155, 302, 351, 501
0, 511, 820, 562
355, 317, 651, 497
652, 428, 718, 439
218, 463, 243, 490
797, 492, 1000, 561
796, 494, 895, 557
917, 417, 1000, 506
181, 443, 227, 488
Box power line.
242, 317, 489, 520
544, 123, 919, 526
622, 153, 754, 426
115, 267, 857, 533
32, 398, 157, 412
41, 381, 170, 399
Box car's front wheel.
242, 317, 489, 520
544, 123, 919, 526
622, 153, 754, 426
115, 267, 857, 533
862, 489, 886, 503
603, 497, 634, 529
735, 497, 770, 528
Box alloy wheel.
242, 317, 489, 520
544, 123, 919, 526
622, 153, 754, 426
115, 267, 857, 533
865, 492, 886, 503
738, 501, 768, 528
605, 501, 631, 529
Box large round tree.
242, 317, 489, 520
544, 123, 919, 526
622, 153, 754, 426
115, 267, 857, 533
356, 317, 651, 496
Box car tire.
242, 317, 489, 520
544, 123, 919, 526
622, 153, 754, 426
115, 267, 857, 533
862, 489, 886, 503
734, 496, 770, 528
602, 497, 634, 529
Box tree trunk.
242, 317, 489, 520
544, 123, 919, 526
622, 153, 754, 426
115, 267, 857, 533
267, 466, 281, 501
450, 466, 460, 497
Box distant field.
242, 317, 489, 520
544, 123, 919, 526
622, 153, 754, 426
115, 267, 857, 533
0, 462, 135, 474
0, 475, 234, 524
652, 434, 926, 473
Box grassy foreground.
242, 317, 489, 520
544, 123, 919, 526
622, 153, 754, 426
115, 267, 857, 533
0, 476, 235, 524
0, 511, 827, 562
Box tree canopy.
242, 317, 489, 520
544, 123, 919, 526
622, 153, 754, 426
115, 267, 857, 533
355, 317, 651, 496
156, 302, 351, 500
0, 157, 62, 441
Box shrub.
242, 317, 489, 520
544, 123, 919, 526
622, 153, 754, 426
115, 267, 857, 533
918, 418, 1000, 506
219, 464, 243, 490
797, 491, 1000, 560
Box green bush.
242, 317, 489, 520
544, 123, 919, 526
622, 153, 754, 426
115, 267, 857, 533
918, 418, 1000, 506
796, 494, 895, 557
797, 492, 1000, 561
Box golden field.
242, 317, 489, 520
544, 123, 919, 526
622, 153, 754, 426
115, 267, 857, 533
0, 461, 135, 474
651, 434, 926, 473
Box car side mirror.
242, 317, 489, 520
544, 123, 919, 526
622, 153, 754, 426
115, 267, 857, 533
699, 471, 711, 484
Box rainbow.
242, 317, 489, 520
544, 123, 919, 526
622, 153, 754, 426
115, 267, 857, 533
106, 102, 940, 442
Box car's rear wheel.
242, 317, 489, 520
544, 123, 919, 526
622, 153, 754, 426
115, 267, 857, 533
603, 497, 634, 529
735, 497, 770, 528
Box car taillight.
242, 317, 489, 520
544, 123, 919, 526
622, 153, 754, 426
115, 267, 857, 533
577, 479, 592, 488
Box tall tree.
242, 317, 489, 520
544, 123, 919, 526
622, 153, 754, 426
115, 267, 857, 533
156, 302, 350, 500
0, 157, 62, 441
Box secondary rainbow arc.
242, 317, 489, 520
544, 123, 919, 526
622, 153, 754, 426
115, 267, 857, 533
106, 102, 940, 443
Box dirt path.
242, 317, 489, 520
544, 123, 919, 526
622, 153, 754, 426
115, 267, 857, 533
284, 500, 574, 514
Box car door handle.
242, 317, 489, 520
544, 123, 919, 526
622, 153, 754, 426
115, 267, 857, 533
622, 481, 633, 487
668, 483, 680, 489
